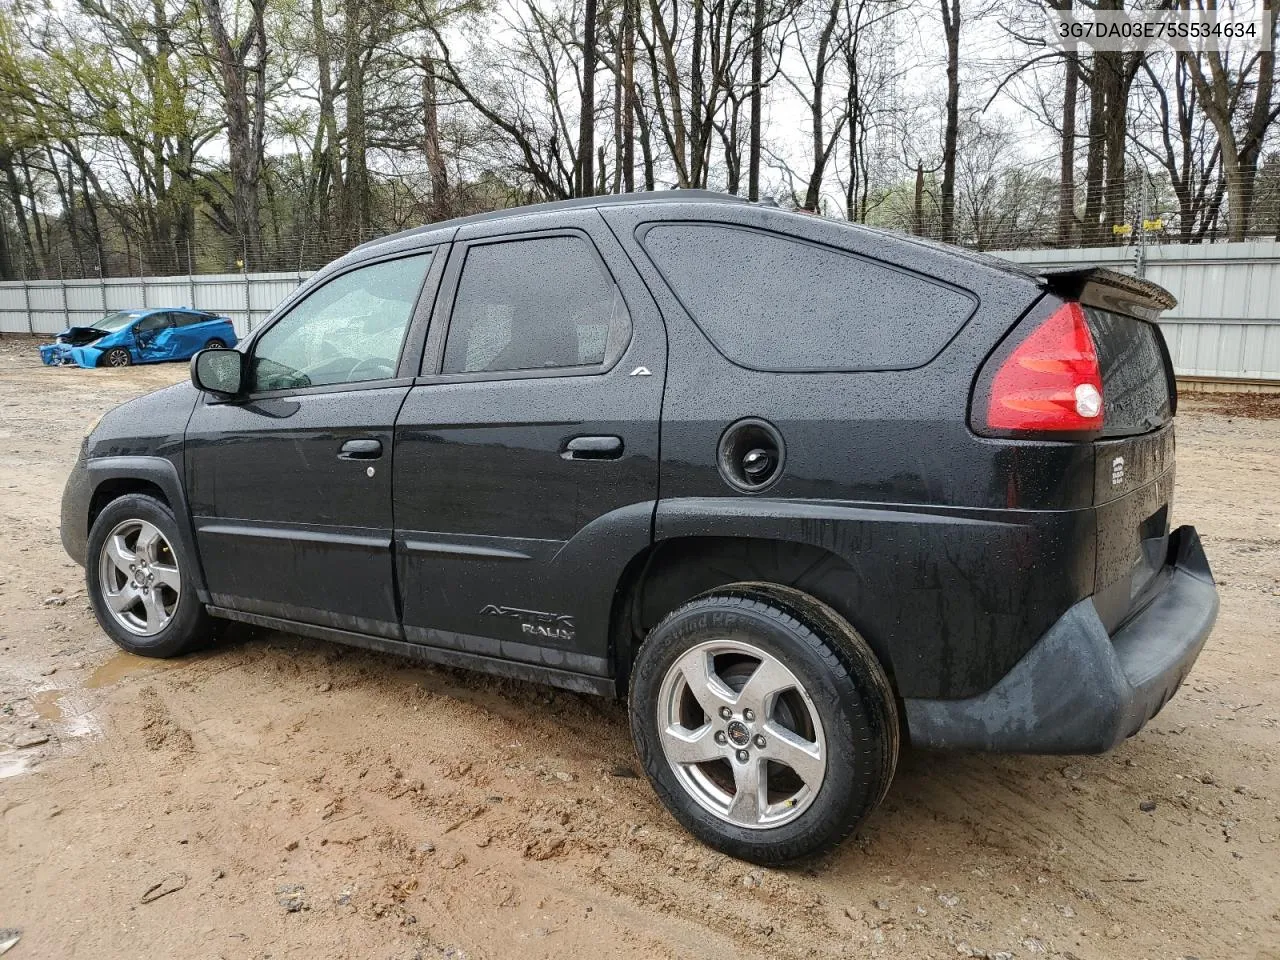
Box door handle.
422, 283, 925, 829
339, 438, 383, 460
562, 435, 624, 460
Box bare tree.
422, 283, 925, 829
1180, 0, 1279, 241
1131, 52, 1224, 241
197, 0, 269, 260
783, 0, 848, 211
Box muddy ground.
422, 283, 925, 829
0, 334, 1276, 960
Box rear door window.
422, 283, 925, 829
442, 235, 629, 375
640, 223, 975, 371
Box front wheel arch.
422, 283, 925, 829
78, 458, 210, 600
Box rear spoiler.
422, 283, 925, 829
1033, 267, 1176, 322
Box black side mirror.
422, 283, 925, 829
191, 348, 245, 396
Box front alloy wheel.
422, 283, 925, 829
97, 519, 181, 636
85, 493, 214, 657
104, 347, 132, 367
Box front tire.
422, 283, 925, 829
629, 583, 898, 864
85, 494, 214, 658
103, 347, 132, 367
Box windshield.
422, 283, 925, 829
92, 311, 140, 332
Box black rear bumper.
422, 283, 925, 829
903, 525, 1218, 754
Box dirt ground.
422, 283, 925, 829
0, 335, 1276, 960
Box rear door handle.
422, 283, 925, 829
562, 435, 624, 460
339, 438, 383, 460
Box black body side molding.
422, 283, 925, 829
206, 605, 616, 697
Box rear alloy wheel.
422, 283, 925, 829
657, 637, 826, 829
86, 493, 214, 657
630, 583, 898, 864
205, 339, 227, 350
103, 347, 132, 367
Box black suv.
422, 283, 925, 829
60, 191, 1218, 863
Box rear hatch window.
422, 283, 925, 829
1084, 307, 1175, 437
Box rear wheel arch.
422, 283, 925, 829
609, 535, 898, 698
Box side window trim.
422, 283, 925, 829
420, 227, 631, 382
235, 247, 442, 398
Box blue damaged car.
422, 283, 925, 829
39, 308, 238, 368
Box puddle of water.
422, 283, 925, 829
86, 650, 181, 689
0, 753, 34, 779
32, 689, 63, 721
31, 688, 102, 741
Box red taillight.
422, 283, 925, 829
982, 301, 1104, 435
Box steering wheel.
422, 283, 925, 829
348, 356, 396, 381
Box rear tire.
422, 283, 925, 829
103, 347, 132, 367
205, 339, 227, 350
85, 494, 214, 658
629, 582, 898, 864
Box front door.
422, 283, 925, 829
393, 214, 665, 679
133, 311, 178, 361
185, 249, 441, 637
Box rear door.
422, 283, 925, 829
186, 248, 443, 636
392, 211, 665, 679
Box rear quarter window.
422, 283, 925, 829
639, 222, 976, 371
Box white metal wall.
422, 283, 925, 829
3, 243, 1279, 381
0, 271, 311, 338
995, 241, 1280, 382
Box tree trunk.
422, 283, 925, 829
312, 0, 343, 232
612, 22, 623, 194
748, 0, 764, 200
801, 0, 843, 212
20, 158, 46, 262
0, 207, 11, 280
422, 54, 449, 218
343, 0, 370, 237
1099, 50, 1128, 239
1082, 61, 1107, 246
2, 153, 35, 272
623, 0, 635, 192
940, 0, 960, 244
914, 162, 924, 236
198, 0, 266, 264
1057, 0, 1077, 246
577, 0, 598, 196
